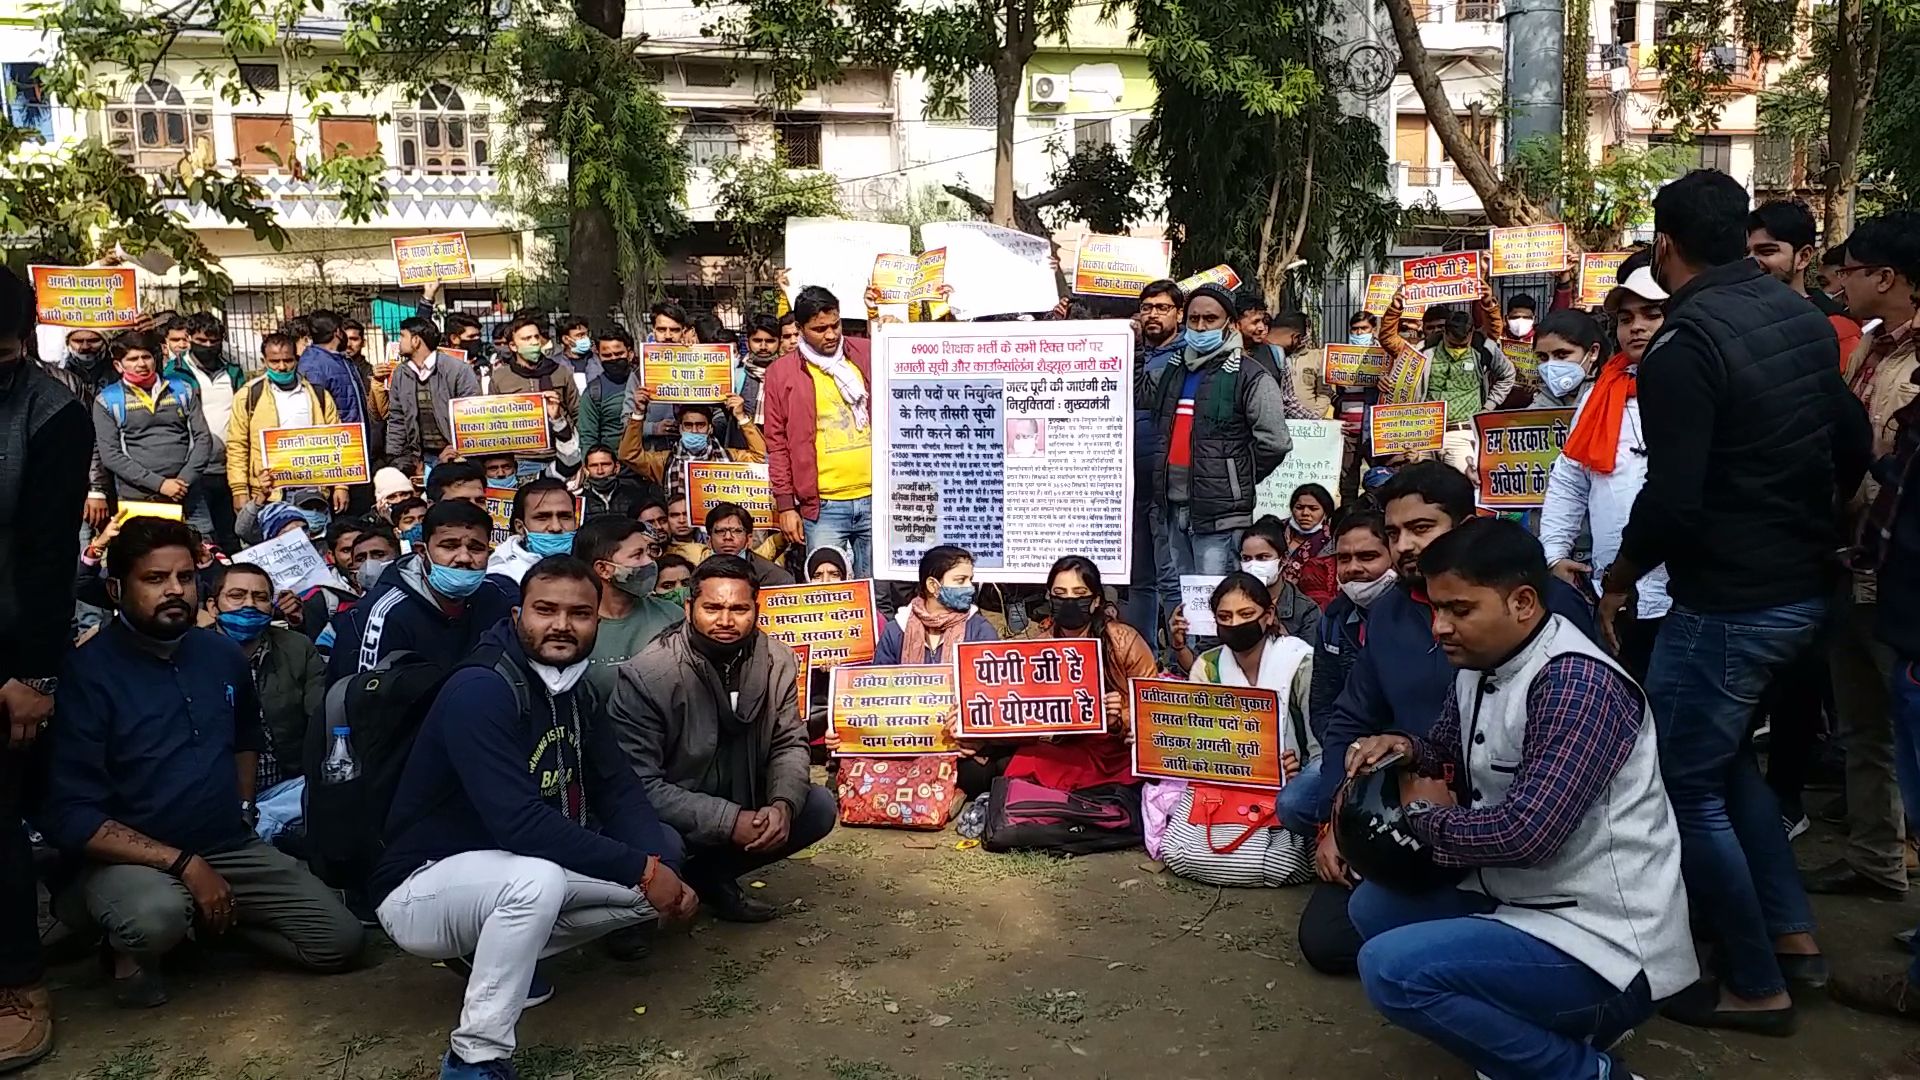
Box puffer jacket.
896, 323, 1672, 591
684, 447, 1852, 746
1144, 330, 1292, 533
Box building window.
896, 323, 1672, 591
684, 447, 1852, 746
1129, 116, 1151, 147
238, 63, 280, 92
1649, 133, 1733, 175
1612, 0, 1637, 42
1457, 0, 1498, 20
683, 113, 741, 166
778, 119, 823, 167
1652, 1, 1673, 41
683, 63, 736, 88
106, 78, 212, 166
1753, 133, 1793, 188
1073, 118, 1113, 154
395, 83, 489, 174
966, 69, 997, 128
319, 116, 380, 161
2, 63, 51, 140
233, 115, 294, 172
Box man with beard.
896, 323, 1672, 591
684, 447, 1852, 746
1123, 279, 1185, 639
575, 517, 684, 699
579, 445, 658, 523
490, 315, 583, 472
387, 316, 481, 478
609, 556, 833, 923
374, 556, 696, 1080
616, 399, 764, 503
36, 517, 363, 1009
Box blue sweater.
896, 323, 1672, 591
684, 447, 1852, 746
327, 554, 519, 680
371, 621, 678, 903
297, 343, 365, 424
39, 622, 265, 857
1313, 577, 1596, 818
874, 609, 999, 665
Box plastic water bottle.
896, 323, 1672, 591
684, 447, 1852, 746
320, 726, 360, 785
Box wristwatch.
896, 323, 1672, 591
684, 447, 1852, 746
240, 800, 259, 828
19, 677, 57, 697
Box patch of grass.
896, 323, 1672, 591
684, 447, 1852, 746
825, 1059, 915, 1080
815, 833, 878, 859
710, 955, 763, 987
926, 849, 1075, 888
704, 1052, 777, 1080
886, 943, 918, 960
839, 953, 876, 971
1244, 993, 1282, 1032
89, 1042, 162, 1080
512, 1041, 671, 1080
933, 977, 976, 1000
944, 1063, 1009, 1080
687, 987, 756, 1020
1008, 988, 1086, 1025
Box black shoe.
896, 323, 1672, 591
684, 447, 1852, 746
1776, 952, 1831, 990
602, 923, 654, 962
1658, 979, 1796, 1037
703, 880, 779, 923
1804, 859, 1909, 900
111, 964, 168, 1009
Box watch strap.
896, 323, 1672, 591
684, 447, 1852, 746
165, 851, 195, 878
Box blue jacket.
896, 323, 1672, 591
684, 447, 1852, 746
874, 608, 999, 665
38, 621, 265, 857
370, 620, 678, 903
327, 554, 519, 681
1312, 577, 1596, 818
298, 343, 365, 424
1309, 593, 1367, 738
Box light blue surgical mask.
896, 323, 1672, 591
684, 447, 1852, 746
1349, 332, 1376, 347
1539, 360, 1587, 399
400, 524, 423, 545
426, 561, 486, 599
936, 584, 975, 612
524, 530, 576, 557
569, 337, 591, 356
1187, 328, 1224, 353
215, 606, 272, 642
679, 431, 710, 454
302, 508, 331, 536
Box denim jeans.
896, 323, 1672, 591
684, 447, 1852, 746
1353, 883, 1653, 1080
1886, 658, 1920, 983
1121, 502, 1163, 645
1146, 502, 1182, 624
803, 497, 872, 579
1278, 756, 1331, 834
1644, 599, 1825, 999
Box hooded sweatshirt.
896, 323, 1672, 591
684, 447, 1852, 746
326, 552, 519, 681
371, 619, 679, 903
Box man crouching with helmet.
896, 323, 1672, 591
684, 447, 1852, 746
1341, 518, 1697, 1079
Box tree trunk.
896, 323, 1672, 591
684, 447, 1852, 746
569, 0, 626, 321
1382, 0, 1542, 225
989, 0, 1038, 229
1822, 0, 1881, 241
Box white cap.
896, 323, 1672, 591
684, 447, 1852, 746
374, 466, 413, 502
1605, 266, 1669, 310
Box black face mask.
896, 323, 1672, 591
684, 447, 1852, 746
585, 473, 620, 493
1050, 595, 1096, 631
190, 343, 224, 371
1219, 619, 1267, 653
601, 360, 632, 384
688, 623, 753, 664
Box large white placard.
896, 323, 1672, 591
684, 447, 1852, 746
232, 526, 336, 597
919, 220, 1059, 319
782, 217, 913, 313
1255, 418, 1345, 518
872, 319, 1134, 584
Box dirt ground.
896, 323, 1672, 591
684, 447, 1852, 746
29, 821, 1920, 1080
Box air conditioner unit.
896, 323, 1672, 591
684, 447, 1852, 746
1029, 72, 1070, 107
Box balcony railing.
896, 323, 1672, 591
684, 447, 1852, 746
1411, 0, 1500, 20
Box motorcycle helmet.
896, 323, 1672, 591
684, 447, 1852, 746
1334, 761, 1466, 892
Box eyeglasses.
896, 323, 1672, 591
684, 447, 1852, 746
1834, 263, 1890, 277
710, 525, 749, 538
1139, 302, 1179, 315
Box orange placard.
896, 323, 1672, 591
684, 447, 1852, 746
391, 232, 473, 287
1176, 264, 1242, 295
954, 638, 1107, 738
1369, 400, 1448, 454
757, 579, 878, 667
830, 665, 961, 757
449, 393, 551, 456
641, 342, 734, 403
1399, 251, 1485, 307
685, 460, 772, 529
1577, 252, 1632, 308
28, 265, 138, 329
1321, 343, 1390, 387
1474, 408, 1575, 510
258, 422, 370, 485
1130, 677, 1284, 790
1487, 223, 1569, 277
1073, 234, 1172, 298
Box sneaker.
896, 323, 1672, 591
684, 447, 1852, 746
1832, 967, 1920, 1022
440, 1050, 520, 1079
441, 957, 553, 1009
0, 984, 53, 1073
1783, 814, 1811, 841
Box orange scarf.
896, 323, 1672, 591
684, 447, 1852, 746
1562, 352, 1636, 475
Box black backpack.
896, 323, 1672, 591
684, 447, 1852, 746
980, 777, 1144, 856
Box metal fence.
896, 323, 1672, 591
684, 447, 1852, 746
1297, 268, 1559, 346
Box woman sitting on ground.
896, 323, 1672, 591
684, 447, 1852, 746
874, 544, 998, 664
1169, 516, 1320, 673
1279, 484, 1338, 607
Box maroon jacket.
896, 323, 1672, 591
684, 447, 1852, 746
762, 337, 872, 521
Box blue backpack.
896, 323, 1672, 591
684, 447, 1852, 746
98, 375, 197, 426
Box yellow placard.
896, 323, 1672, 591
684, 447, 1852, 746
909, 248, 948, 305
685, 460, 772, 529
641, 343, 734, 404
871, 253, 920, 305
391, 232, 473, 287
117, 500, 184, 522
1073, 234, 1173, 298
1475, 408, 1575, 510
448, 394, 552, 456
1577, 252, 1632, 308
1175, 264, 1242, 295
1364, 273, 1426, 319
758, 580, 878, 667
1369, 400, 1448, 455
1130, 677, 1284, 790
1321, 343, 1390, 387
1503, 340, 1539, 386
28, 266, 138, 329
830, 664, 961, 756
1487, 223, 1569, 277
259, 423, 370, 486
1399, 251, 1485, 307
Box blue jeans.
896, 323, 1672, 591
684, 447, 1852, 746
803, 497, 872, 579
1278, 756, 1331, 834
1888, 658, 1920, 984
1354, 883, 1653, 1080
1644, 599, 1824, 999
1121, 502, 1162, 645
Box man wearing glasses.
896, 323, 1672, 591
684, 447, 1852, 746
1125, 280, 1186, 641
703, 502, 794, 587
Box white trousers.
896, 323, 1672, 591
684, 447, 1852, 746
377, 850, 656, 1063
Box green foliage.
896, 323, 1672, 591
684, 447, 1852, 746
1033, 143, 1151, 233
1648, 0, 1731, 138
1509, 135, 1687, 248
711, 146, 841, 274
1863, 14, 1920, 206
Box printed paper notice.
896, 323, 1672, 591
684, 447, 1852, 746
1130, 677, 1285, 790
1399, 251, 1485, 307
1179, 575, 1225, 637
757, 580, 878, 667
872, 253, 921, 305
1475, 408, 1574, 510
1487, 224, 1568, 277
391, 232, 473, 287
1072, 234, 1172, 298
29, 266, 139, 329
449, 394, 551, 456
1176, 264, 1241, 295
1255, 419, 1343, 518
781, 217, 910, 309
259, 423, 370, 486
1321, 343, 1389, 387
641, 343, 733, 403
919, 220, 1057, 320
685, 460, 772, 529
1578, 252, 1632, 308
233, 527, 335, 597
954, 638, 1106, 738
871, 320, 1134, 584
1370, 401, 1447, 455
830, 665, 961, 757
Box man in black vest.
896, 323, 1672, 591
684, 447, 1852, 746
1601, 169, 1872, 1035
0, 267, 110, 1069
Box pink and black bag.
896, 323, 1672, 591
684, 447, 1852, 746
980, 777, 1143, 855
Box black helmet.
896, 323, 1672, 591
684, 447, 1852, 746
1333, 762, 1466, 893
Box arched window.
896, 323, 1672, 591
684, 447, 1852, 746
106, 78, 211, 164
396, 82, 489, 174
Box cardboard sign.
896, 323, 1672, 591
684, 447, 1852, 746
1487, 224, 1569, 277
259, 423, 370, 486
391, 232, 473, 287
918, 221, 1056, 320
232, 526, 335, 597
1370, 400, 1448, 454
449, 394, 551, 456
954, 638, 1107, 738
1577, 252, 1632, 308
830, 665, 961, 756
1130, 677, 1285, 790
28, 265, 138, 328
781, 217, 911, 310
1176, 264, 1241, 295
1255, 419, 1344, 518
1475, 408, 1575, 510
871, 253, 921, 305
1399, 251, 1485, 307
1502, 340, 1539, 386
118, 500, 184, 522
1073, 234, 1173, 298
1362, 274, 1400, 317
1179, 575, 1224, 636
1321, 343, 1390, 387
757, 579, 878, 667
641, 343, 733, 404
685, 460, 772, 529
